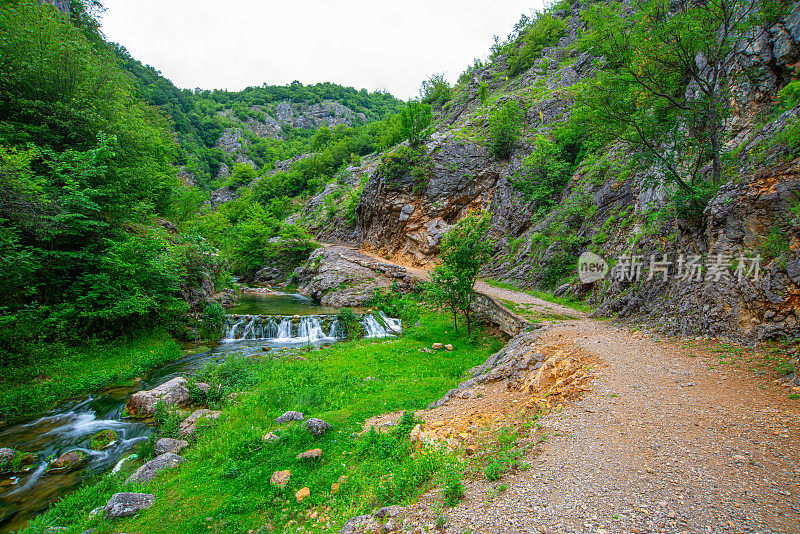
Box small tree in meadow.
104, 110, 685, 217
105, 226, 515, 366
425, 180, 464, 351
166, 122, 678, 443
426, 212, 493, 336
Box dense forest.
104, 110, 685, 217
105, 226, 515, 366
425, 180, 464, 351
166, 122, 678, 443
0, 0, 416, 366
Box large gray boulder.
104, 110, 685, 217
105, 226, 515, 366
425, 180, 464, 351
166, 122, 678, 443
125, 453, 185, 485
125, 377, 190, 418
294, 246, 412, 306
104, 492, 155, 519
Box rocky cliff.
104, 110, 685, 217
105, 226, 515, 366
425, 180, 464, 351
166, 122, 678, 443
298, 1, 800, 342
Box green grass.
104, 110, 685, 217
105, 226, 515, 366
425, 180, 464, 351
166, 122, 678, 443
0, 333, 181, 423
483, 279, 591, 313
22, 310, 501, 534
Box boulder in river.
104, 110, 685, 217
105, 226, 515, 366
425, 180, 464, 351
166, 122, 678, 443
104, 492, 155, 519
126, 453, 185, 485
179, 409, 221, 437
0, 447, 35, 475
49, 450, 88, 473
89, 429, 117, 451
154, 437, 189, 455
126, 377, 190, 418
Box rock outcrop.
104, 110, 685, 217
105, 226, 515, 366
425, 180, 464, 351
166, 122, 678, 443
294, 246, 413, 306
48, 450, 88, 472
126, 377, 190, 418
126, 453, 185, 485
154, 438, 189, 456
179, 409, 220, 437
104, 492, 155, 519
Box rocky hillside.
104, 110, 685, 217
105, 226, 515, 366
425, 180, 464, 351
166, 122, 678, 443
212, 100, 367, 178
294, 1, 800, 343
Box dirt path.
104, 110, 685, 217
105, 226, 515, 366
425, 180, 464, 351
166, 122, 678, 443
474, 280, 586, 320
329, 243, 583, 321
365, 320, 800, 533
328, 244, 799, 531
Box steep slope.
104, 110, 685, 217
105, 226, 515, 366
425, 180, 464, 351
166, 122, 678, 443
300, 1, 800, 343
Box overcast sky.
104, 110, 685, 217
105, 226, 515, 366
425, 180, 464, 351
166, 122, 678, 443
100, 0, 544, 101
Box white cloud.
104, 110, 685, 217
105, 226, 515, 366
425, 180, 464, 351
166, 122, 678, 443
100, 0, 544, 100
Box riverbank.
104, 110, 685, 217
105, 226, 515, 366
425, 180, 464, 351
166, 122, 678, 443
0, 334, 182, 425
18, 309, 503, 533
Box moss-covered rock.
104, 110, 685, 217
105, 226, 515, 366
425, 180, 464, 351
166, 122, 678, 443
48, 450, 88, 472
0, 447, 36, 475
89, 429, 117, 451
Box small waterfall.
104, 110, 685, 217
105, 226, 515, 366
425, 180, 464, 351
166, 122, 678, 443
379, 311, 402, 334
329, 319, 345, 339
275, 317, 293, 340
361, 314, 389, 338
297, 316, 326, 343
221, 313, 401, 343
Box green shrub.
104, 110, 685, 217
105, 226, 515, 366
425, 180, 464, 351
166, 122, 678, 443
541, 252, 575, 288
489, 100, 523, 159
761, 228, 790, 268
507, 15, 566, 77
200, 301, 225, 340
672, 180, 720, 228
367, 287, 421, 333
379, 145, 432, 186
778, 80, 800, 112
441, 462, 465, 506
336, 307, 363, 340
420, 73, 452, 109
477, 82, 489, 104
399, 101, 433, 147
513, 136, 572, 209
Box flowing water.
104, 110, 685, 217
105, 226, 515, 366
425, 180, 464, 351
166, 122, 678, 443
0, 293, 399, 533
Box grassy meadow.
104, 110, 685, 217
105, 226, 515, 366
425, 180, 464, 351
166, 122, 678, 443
21, 310, 503, 534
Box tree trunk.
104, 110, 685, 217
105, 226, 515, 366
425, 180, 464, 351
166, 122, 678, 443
451, 305, 458, 332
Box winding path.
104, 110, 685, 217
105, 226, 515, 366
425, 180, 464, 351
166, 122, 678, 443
339, 246, 799, 532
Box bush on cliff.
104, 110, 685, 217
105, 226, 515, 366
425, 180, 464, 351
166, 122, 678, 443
489, 100, 523, 159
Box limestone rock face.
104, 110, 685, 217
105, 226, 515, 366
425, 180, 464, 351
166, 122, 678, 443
357, 137, 502, 267
126, 377, 190, 418
294, 246, 411, 306
104, 492, 155, 519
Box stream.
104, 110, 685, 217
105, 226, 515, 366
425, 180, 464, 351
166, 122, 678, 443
0, 291, 400, 533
